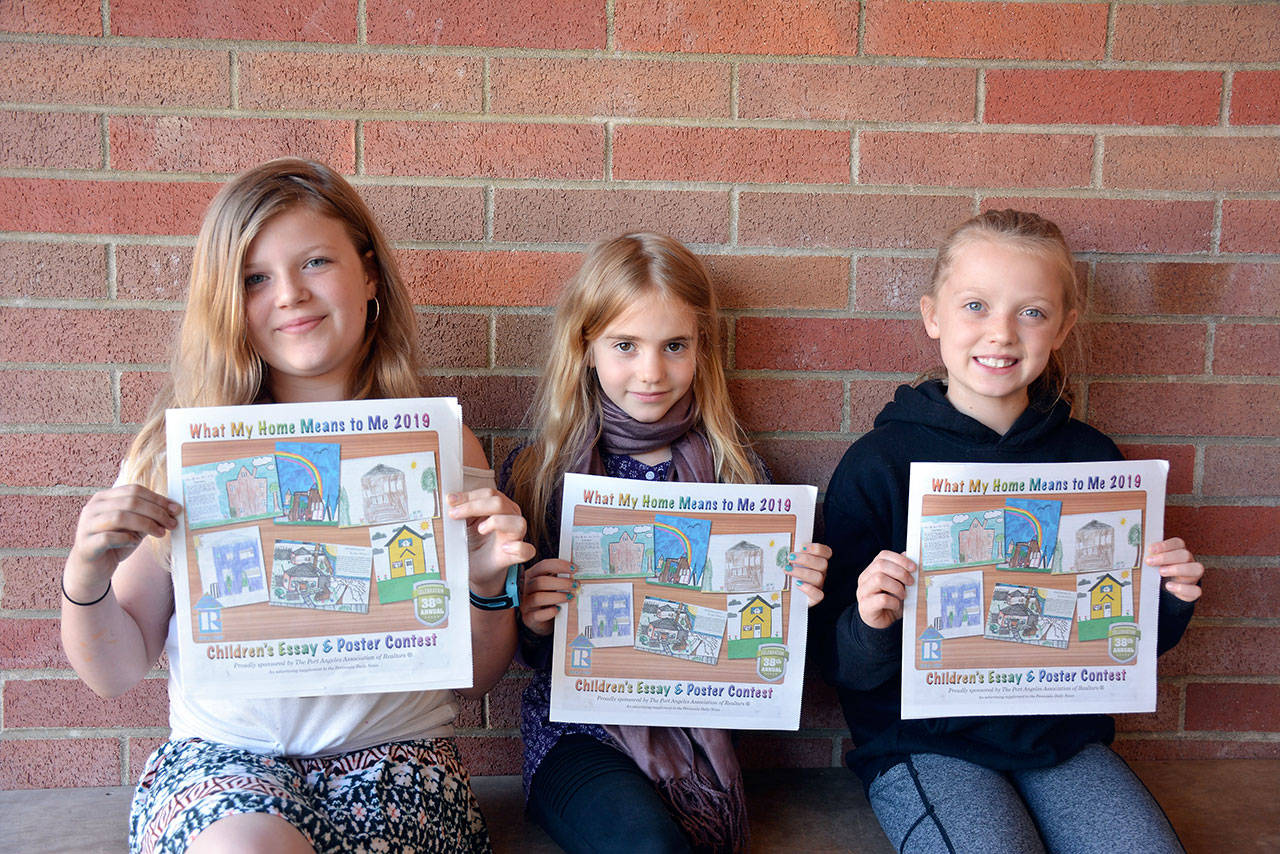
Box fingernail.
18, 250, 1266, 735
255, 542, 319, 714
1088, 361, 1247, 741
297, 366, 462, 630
566, 593, 574, 601
789, 552, 797, 561
795, 579, 804, 587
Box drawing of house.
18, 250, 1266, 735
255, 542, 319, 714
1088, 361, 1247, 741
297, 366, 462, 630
957, 518, 995, 564
658, 555, 691, 586
569, 633, 594, 670
1075, 520, 1115, 572
737, 594, 773, 639
225, 466, 269, 518
724, 541, 764, 592
641, 602, 694, 650
212, 539, 264, 596
1088, 573, 1124, 618
387, 525, 435, 580
281, 545, 333, 600
362, 464, 408, 523
195, 588, 223, 638
991, 587, 1041, 636
608, 532, 645, 575
938, 580, 980, 629
590, 592, 631, 639
1007, 538, 1040, 569
283, 485, 326, 522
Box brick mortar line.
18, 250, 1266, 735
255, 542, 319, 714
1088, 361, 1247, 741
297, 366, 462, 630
8, 238, 1280, 266
0, 727, 170, 738
3, 32, 1279, 72
8, 171, 1278, 202
9, 168, 1280, 201
1103, 1, 1115, 62
1220, 68, 1234, 127
228, 49, 239, 111
1115, 732, 1280, 744
8, 243, 1280, 268
10, 106, 1280, 137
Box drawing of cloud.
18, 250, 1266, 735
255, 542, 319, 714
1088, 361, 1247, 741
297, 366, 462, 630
953, 513, 968, 524
217, 461, 234, 473
634, 525, 651, 533
984, 509, 1002, 520
253, 456, 273, 467
602, 526, 619, 534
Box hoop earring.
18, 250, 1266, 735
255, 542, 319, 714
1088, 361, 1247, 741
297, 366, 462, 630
368, 296, 381, 326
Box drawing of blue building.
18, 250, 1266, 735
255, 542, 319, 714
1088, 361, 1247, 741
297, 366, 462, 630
590, 592, 631, 639
939, 580, 981, 629
213, 539, 264, 597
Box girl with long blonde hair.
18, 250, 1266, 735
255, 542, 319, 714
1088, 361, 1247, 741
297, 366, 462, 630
502, 233, 831, 853
61, 158, 534, 853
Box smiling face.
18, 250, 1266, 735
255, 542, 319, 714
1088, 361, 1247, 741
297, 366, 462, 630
243, 205, 377, 403
921, 237, 1076, 434
589, 290, 698, 425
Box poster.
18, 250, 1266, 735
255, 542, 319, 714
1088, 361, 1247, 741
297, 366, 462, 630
901, 460, 1167, 719
549, 473, 817, 730
166, 398, 473, 700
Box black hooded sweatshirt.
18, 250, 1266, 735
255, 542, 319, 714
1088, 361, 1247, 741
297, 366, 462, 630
814, 381, 1195, 793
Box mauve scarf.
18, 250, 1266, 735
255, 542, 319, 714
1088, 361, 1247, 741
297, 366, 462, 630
570, 387, 748, 854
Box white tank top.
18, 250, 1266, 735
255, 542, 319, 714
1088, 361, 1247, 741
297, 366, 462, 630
164, 466, 496, 757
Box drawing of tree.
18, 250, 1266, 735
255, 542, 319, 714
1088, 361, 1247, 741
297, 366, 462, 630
1128, 524, 1142, 548
338, 487, 350, 526
776, 547, 789, 570
421, 466, 437, 493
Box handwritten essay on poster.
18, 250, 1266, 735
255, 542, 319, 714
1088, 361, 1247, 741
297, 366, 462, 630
901, 460, 1168, 719
166, 399, 473, 700
549, 473, 817, 730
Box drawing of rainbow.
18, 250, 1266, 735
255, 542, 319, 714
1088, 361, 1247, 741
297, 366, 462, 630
653, 520, 692, 560
275, 450, 323, 493
1004, 506, 1042, 545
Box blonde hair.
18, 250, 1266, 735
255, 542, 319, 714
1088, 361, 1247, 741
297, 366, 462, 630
510, 233, 761, 548
924, 209, 1082, 409
124, 158, 421, 492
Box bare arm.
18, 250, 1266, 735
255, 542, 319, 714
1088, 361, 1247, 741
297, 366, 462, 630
452, 428, 536, 698
60, 485, 178, 697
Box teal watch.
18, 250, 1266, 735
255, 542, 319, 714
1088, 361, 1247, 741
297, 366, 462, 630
469, 565, 520, 610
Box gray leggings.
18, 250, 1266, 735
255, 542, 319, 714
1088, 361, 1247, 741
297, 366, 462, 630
868, 744, 1184, 854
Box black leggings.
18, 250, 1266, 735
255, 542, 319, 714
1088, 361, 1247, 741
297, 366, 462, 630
526, 734, 692, 854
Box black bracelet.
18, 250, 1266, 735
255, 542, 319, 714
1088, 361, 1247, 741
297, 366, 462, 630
62, 576, 111, 607
469, 589, 517, 611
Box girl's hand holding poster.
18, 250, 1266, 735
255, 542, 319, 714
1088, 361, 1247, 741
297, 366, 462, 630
549, 473, 817, 730
166, 398, 473, 700
902, 460, 1168, 719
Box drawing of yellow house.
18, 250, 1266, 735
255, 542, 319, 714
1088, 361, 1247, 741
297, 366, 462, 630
739, 594, 773, 639
1088, 573, 1123, 618
388, 524, 431, 579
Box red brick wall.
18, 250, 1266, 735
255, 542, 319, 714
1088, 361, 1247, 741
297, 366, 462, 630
2, 1, 1277, 789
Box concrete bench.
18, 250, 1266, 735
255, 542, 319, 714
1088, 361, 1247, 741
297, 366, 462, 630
1, 761, 1276, 852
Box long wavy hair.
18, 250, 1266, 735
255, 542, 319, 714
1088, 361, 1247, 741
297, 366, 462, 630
509, 233, 761, 548
123, 158, 421, 492
922, 208, 1082, 410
